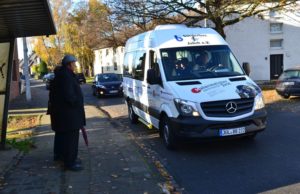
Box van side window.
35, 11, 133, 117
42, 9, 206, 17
123, 52, 135, 77
150, 50, 161, 78
133, 51, 146, 81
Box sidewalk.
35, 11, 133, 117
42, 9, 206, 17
0, 80, 165, 194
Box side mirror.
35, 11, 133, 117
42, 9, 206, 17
243, 62, 251, 76
147, 69, 161, 85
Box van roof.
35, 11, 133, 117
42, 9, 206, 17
125, 24, 227, 52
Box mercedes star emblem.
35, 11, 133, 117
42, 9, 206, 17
225, 101, 238, 114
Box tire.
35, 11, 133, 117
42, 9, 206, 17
283, 93, 290, 99
160, 116, 177, 150
128, 102, 138, 124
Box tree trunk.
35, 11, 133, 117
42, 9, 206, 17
213, 18, 226, 39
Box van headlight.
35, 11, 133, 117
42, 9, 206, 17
174, 99, 200, 117
254, 93, 265, 110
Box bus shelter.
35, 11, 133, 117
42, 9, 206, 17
0, 0, 56, 149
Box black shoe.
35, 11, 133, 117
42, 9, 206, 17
65, 163, 83, 171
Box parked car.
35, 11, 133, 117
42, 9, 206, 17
44, 73, 55, 90
43, 73, 53, 82
276, 67, 300, 99
76, 73, 86, 84
92, 73, 123, 97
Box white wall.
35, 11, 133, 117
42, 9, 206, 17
225, 7, 300, 81
225, 17, 270, 80
281, 16, 300, 70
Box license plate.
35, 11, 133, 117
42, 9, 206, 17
219, 127, 246, 137
109, 90, 118, 94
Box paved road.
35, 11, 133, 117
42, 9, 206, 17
84, 84, 300, 194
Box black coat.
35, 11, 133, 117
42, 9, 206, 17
48, 66, 86, 132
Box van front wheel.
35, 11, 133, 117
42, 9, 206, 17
128, 102, 138, 124
161, 116, 177, 150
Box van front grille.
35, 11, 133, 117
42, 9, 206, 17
201, 98, 254, 118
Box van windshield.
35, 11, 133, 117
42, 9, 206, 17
160, 45, 244, 81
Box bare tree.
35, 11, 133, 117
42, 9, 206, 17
107, 0, 298, 38
104, 0, 185, 46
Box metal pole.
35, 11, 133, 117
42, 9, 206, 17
22, 37, 31, 101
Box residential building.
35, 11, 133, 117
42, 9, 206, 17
19, 52, 41, 75
93, 46, 124, 75
225, 5, 300, 81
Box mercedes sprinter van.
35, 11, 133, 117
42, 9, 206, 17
122, 24, 267, 149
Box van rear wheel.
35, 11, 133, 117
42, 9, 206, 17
161, 116, 177, 150
128, 102, 138, 124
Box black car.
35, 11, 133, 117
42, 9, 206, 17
44, 73, 55, 90
76, 73, 86, 84
276, 67, 300, 99
92, 73, 123, 97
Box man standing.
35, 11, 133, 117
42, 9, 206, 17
48, 55, 86, 171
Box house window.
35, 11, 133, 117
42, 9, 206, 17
114, 62, 118, 70
270, 39, 283, 49
269, 10, 282, 18
269, 10, 276, 17
106, 49, 109, 56
270, 23, 283, 33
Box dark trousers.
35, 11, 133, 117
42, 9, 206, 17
54, 129, 79, 167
